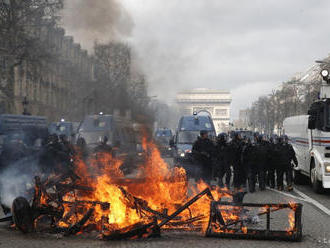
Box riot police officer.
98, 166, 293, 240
59, 134, 75, 159
275, 135, 298, 191
266, 136, 276, 188
242, 137, 255, 192
192, 130, 215, 184
215, 133, 231, 188
39, 134, 62, 173
229, 132, 244, 190
249, 135, 268, 192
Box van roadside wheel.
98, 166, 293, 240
310, 160, 324, 193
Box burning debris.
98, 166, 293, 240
206, 201, 303, 241
2, 138, 303, 242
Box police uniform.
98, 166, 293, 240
256, 138, 268, 191
274, 138, 298, 190
192, 134, 215, 184
266, 140, 276, 188
247, 136, 268, 192
215, 136, 231, 188
229, 135, 244, 189
241, 139, 255, 192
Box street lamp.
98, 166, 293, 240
321, 69, 330, 84
22, 96, 30, 115
321, 69, 329, 77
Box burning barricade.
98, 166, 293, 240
4, 138, 302, 242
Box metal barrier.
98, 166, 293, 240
206, 201, 303, 242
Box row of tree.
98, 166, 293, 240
0, 0, 155, 124
93, 42, 154, 124
248, 77, 321, 134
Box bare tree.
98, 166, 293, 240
0, 0, 63, 112
248, 78, 321, 134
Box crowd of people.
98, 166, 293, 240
192, 130, 298, 192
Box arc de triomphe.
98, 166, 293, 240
176, 88, 232, 134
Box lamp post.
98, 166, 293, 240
22, 96, 30, 115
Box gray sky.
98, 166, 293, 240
63, 0, 330, 119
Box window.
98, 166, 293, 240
215, 109, 227, 116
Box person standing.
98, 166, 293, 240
192, 130, 216, 184
229, 133, 244, 191
242, 137, 256, 192
275, 136, 298, 191
266, 136, 276, 189
215, 133, 231, 188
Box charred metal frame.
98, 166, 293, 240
206, 201, 303, 242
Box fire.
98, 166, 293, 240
52, 137, 224, 233
287, 201, 296, 233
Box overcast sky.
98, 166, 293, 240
63, 0, 330, 119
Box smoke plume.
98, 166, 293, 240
61, 0, 134, 51
0, 155, 41, 208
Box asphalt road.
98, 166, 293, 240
0, 158, 329, 248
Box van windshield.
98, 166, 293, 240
178, 131, 199, 144
80, 116, 112, 132
179, 116, 214, 131
49, 123, 72, 136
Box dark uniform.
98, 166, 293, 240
39, 134, 63, 173
266, 137, 276, 188
274, 136, 298, 191
241, 138, 255, 192
256, 136, 269, 191
229, 133, 244, 189
192, 131, 215, 184
59, 134, 77, 178
215, 133, 231, 188
59, 135, 75, 160
248, 135, 268, 192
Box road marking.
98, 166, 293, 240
293, 188, 330, 216
268, 188, 305, 201
269, 188, 330, 216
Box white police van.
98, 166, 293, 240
283, 69, 330, 193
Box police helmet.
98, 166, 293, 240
217, 133, 227, 141
282, 135, 289, 143
200, 130, 208, 137
277, 136, 283, 143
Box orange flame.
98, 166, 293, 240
54, 137, 230, 232
286, 201, 296, 233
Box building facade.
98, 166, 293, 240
0, 26, 96, 122
176, 88, 232, 133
